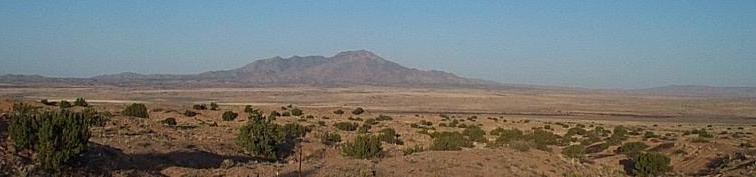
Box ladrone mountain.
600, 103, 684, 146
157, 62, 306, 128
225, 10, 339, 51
0, 50, 495, 88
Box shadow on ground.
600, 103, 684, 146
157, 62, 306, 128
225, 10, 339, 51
78, 143, 263, 176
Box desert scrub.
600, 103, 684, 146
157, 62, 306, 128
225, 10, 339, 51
631, 152, 671, 177
184, 110, 198, 117
342, 134, 382, 159
333, 109, 345, 115
9, 108, 92, 172
377, 128, 402, 144
122, 103, 149, 118
402, 145, 425, 155
616, 142, 649, 158
290, 108, 303, 116
160, 118, 177, 126
222, 111, 239, 121
59, 100, 73, 109
320, 132, 342, 145
236, 116, 284, 160
73, 97, 88, 107
562, 145, 586, 158
334, 122, 359, 131
209, 102, 219, 110
351, 107, 365, 115
430, 131, 473, 151
462, 126, 487, 143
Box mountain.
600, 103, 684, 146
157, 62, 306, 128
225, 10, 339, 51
0, 50, 496, 88
633, 85, 756, 97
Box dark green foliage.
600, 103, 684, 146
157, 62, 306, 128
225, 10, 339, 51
489, 127, 505, 136
342, 135, 382, 159
617, 142, 650, 158
364, 118, 378, 125
378, 128, 402, 144
566, 127, 587, 136
631, 152, 671, 177
9, 109, 92, 172
494, 128, 525, 144
607, 126, 629, 145
562, 145, 585, 158
419, 120, 433, 126
244, 105, 257, 114
493, 128, 561, 152
278, 123, 309, 139
334, 122, 359, 131
193, 104, 208, 110
222, 111, 239, 121
585, 143, 611, 154
59, 100, 73, 109
40, 99, 56, 106
290, 108, 303, 116
236, 116, 284, 160
351, 107, 365, 115
690, 128, 714, 138
430, 131, 473, 151
357, 123, 371, 134
160, 118, 177, 126
73, 97, 88, 107
184, 110, 198, 117
122, 103, 149, 118
643, 131, 660, 140
333, 109, 344, 115
320, 132, 341, 145
402, 145, 424, 155
209, 102, 219, 110
463, 126, 487, 143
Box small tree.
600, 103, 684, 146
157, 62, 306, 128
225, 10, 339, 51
236, 116, 283, 160
73, 97, 88, 107
222, 111, 239, 121
9, 109, 92, 172
632, 152, 671, 177
122, 103, 148, 118
351, 107, 365, 115
342, 135, 382, 159
209, 102, 219, 110
320, 132, 342, 146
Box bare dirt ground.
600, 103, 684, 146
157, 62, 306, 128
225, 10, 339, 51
1, 86, 755, 177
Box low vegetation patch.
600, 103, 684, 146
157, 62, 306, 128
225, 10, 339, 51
430, 131, 473, 151
122, 103, 149, 118
342, 134, 382, 159
222, 111, 239, 121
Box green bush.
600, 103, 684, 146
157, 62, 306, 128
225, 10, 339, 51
462, 126, 487, 143
244, 105, 257, 114
333, 109, 344, 115
607, 126, 629, 145
378, 128, 401, 144
222, 111, 239, 121
320, 132, 342, 145
334, 122, 359, 131
9, 109, 92, 172
184, 110, 198, 117
122, 103, 149, 118
236, 116, 284, 160
358, 124, 371, 134
631, 152, 671, 177
342, 135, 382, 159
494, 128, 524, 144
489, 127, 505, 136
566, 127, 587, 136
290, 108, 303, 116
278, 123, 309, 139
193, 104, 208, 110
160, 118, 177, 126
209, 102, 219, 110
616, 142, 649, 158
562, 145, 585, 158
73, 97, 88, 107
351, 107, 365, 115
59, 100, 73, 109
430, 131, 473, 151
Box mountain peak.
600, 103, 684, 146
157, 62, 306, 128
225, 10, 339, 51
333, 50, 381, 60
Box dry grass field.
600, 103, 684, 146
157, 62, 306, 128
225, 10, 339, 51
1, 86, 755, 177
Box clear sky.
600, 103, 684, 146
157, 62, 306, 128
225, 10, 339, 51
1, 1, 754, 89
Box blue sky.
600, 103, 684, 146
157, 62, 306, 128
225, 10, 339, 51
1, 1, 754, 89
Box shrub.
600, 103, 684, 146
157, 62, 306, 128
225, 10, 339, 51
222, 111, 239, 121
342, 135, 382, 159
402, 145, 424, 155
73, 97, 88, 107
40, 99, 56, 106
351, 107, 365, 115
616, 142, 649, 158
490, 127, 505, 136
335, 122, 359, 131
209, 102, 219, 110
463, 126, 487, 143
236, 116, 284, 160
364, 118, 378, 125
290, 108, 303, 116
430, 131, 473, 151
184, 110, 198, 117
333, 109, 344, 115
631, 152, 671, 177
9, 109, 92, 172
160, 118, 177, 126
494, 128, 524, 144
419, 120, 433, 126
122, 103, 149, 118
378, 128, 401, 144
562, 145, 585, 158
566, 127, 587, 136
193, 104, 208, 110
244, 105, 257, 113
320, 132, 342, 145
59, 100, 73, 109
376, 115, 393, 121
607, 126, 629, 145
278, 123, 309, 139
643, 131, 660, 139
358, 124, 371, 134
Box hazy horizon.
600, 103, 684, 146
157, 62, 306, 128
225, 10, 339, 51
2, 1, 755, 89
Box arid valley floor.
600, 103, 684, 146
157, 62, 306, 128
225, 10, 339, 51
1, 86, 755, 177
